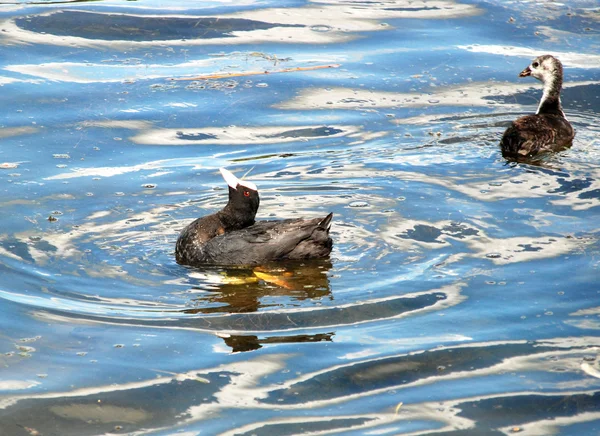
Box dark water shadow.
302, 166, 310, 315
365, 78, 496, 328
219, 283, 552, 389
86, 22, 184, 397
16, 10, 303, 41
221, 332, 334, 353
397, 222, 480, 245
264, 340, 598, 405
29, 269, 459, 335
456, 391, 600, 434
4, 339, 595, 436
0, 371, 229, 436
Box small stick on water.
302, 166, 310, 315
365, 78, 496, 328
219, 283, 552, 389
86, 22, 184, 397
394, 401, 403, 415
242, 166, 255, 180
171, 64, 340, 81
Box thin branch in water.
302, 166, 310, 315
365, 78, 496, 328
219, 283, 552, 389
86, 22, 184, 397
170, 64, 340, 81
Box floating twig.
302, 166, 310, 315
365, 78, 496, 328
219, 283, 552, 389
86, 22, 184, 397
394, 401, 403, 415
172, 64, 340, 81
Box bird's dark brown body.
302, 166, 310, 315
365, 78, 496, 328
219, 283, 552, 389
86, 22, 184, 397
175, 168, 333, 267
181, 214, 333, 267
501, 113, 574, 157
500, 54, 574, 159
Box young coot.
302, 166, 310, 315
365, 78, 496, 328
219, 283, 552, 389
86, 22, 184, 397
500, 54, 574, 158
175, 168, 333, 266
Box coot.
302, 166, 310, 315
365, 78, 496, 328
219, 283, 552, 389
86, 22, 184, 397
500, 54, 574, 158
176, 168, 333, 266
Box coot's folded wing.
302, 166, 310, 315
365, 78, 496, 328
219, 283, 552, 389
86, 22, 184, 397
195, 215, 333, 266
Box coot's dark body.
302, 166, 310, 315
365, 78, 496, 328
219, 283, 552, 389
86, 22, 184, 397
500, 54, 574, 158
501, 113, 574, 157
182, 214, 333, 266
175, 168, 334, 267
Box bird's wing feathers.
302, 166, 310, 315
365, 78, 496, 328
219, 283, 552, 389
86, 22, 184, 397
200, 217, 332, 265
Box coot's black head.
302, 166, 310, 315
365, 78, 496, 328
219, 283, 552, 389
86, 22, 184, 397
519, 54, 563, 83
220, 167, 260, 224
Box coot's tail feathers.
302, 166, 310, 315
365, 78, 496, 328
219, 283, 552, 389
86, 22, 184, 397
286, 214, 333, 261
319, 213, 333, 231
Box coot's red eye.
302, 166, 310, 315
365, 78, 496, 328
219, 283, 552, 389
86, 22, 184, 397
244, 191, 250, 197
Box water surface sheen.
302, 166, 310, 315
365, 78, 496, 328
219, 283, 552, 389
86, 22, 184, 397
1, 0, 599, 434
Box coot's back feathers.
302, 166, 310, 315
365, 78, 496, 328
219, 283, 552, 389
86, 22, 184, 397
500, 54, 574, 158
185, 213, 333, 266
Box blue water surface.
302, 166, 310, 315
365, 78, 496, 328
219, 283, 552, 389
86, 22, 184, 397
1, 0, 599, 434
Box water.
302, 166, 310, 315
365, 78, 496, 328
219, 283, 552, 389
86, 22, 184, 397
1, 0, 599, 434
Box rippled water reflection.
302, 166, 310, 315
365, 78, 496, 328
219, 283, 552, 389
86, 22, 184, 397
1, 0, 599, 434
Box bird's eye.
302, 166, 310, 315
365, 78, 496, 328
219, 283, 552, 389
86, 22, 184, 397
243, 191, 250, 197
532, 61, 539, 68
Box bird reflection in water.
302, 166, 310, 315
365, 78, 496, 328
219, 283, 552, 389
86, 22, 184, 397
182, 259, 334, 352
218, 332, 334, 353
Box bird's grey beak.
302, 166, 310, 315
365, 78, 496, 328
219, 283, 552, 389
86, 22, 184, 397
519, 66, 532, 77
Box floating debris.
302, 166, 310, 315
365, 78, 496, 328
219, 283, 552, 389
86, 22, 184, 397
17, 426, 40, 436
15, 345, 35, 353
310, 25, 332, 33
349, 201, 369, 208
173, 64, 340, 82
394, 401, 403, 415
